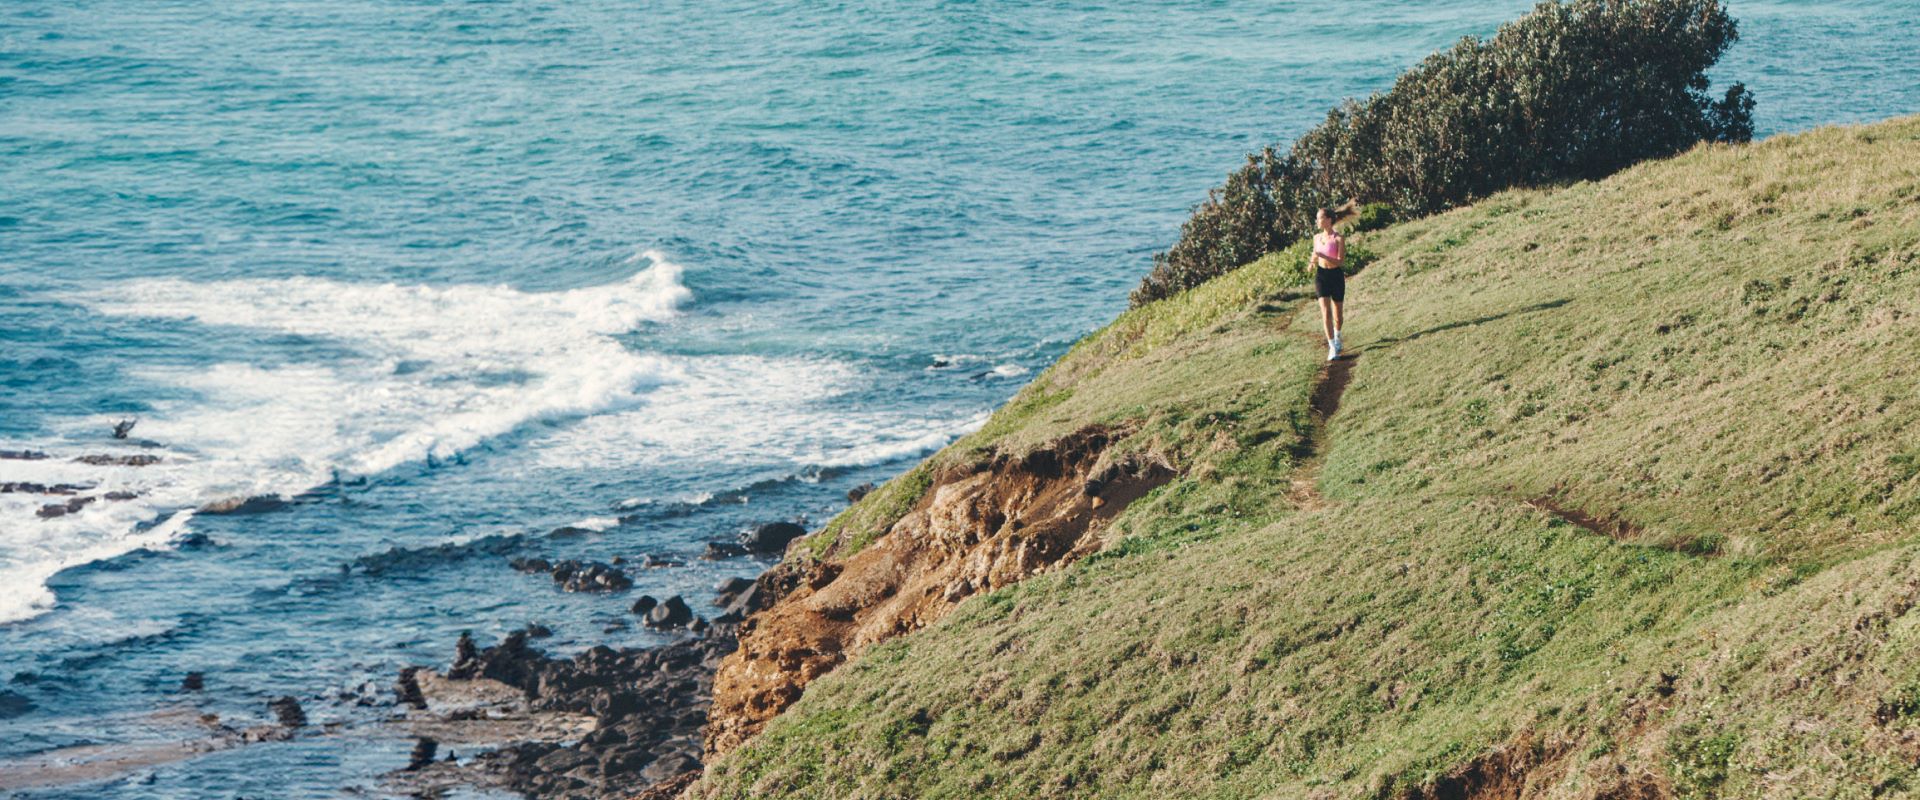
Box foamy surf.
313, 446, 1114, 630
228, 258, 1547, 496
0, 255, 693, 624
3, 252, 993, 625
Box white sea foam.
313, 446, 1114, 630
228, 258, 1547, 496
2, 251, 985, 625
0, 254, 690, 624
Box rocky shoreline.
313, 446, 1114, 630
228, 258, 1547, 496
381, 522, 791, 799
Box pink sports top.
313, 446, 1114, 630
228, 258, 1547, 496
1314, 233, 1343, 264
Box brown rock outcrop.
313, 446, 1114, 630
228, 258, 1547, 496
704, 428, 1172, 756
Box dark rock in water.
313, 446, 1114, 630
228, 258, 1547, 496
454, 632, 479, 668
175, 532, 214, 549
738, 522, 806, 554
424, 623, 738, 800
180, 672, 205, 692
11, 671, 39, 685
641, 553, 683, 568
523, 623, 554, 639
36, 503, 68, 519
631, 595, 658, 616
112, 419, 137, 440
353, 534, 521, 577
549, 525, 593, 538
73, 453, 163, 467
712, 577, 754, 606
0, 450, 49, 460
0, 690, 35, 720
104, 490, 139, 501
268, 696, 306, 728
645, 596, 693, 630
847, 482, 876, 503
508, 556, 552, 574
548, 560, 633, 593
641, 751, 701, 785
200, 494, 285, 515
396, 667, 427, 710
407, 737, 439, 771
701, 541, 748, 560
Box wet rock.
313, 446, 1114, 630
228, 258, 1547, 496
268, 696, 306, 728
0, 690, 35, 719
0, 449, 49, 460
200, 494, 286, 514
36, 503, 69, 519
549, 525, 593, 538
549, 560, 633, 593
713, 577, 754, 606
631, 595, 658, 616
847, 482, 876, 503
641, 553, 684, 568
175, 532, 214, 549
738, 522, 806, 554
180, 672, 205, 692
407, 737, 439, 771
104, 490, 139, 501
701, 541, 748, 560
523, 623, 553, 639
73, 454, 163, 467
641, 752, 700, 784
396, 667, 427, 709
418, 624, 739, 800
509, 556, 552, 574
645, 596, 693, 630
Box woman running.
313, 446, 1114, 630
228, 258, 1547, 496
1311, 207, 1346, 361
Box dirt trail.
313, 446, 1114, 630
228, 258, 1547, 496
1285, 338, 1360, 510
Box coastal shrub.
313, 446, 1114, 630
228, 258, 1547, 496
1132, 0, 1754, 305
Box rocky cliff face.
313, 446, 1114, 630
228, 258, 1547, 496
704, 428, 1173, 756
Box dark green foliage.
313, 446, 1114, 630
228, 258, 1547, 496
1351, 202, 1399, 233
1133, 0, 1753, 306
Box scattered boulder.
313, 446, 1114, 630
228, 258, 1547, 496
631, 596, 658, 617
200, 495, 286, 515
0, 450, 49, 460
407, 737, 439, 771
0, 690, 35, 720
396, 667, 427, 710
549, 526, 593, 538
523, 623, 553, 639
712, 577, 754, 606
180, 672, 205, 692
73, 454, 163, 467
641, 553, 684, 568
508, 557, 552, 574
104, 490, 139, 501
847, 482, 876, 503
268, 696, 307, 728
645, 596, 693, 630
701, 541, 748, 560
549, 560, 632, 593
738, 522, 806, 554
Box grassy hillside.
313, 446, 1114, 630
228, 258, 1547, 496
692, 117, 1920, 799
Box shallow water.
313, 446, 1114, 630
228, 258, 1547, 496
1, 1, 1914, 796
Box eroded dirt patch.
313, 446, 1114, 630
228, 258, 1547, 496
705, 428, 1174, 756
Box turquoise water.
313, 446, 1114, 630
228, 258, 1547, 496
1, 1, 1914, 796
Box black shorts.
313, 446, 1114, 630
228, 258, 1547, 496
1314, 268, 1345, 302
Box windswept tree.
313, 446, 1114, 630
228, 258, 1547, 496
1134, 0, 1754, 305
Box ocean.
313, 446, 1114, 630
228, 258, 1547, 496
1, 1, 1914, 796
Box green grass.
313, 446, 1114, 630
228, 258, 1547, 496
695, 117, 1920, 799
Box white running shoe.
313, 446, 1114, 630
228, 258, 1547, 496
1332, 333, 1342, 355
1327, 341, 1338, 361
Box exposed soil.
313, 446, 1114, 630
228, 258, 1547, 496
704, 427, 1175, 756
1397, 736, 1574, 800
1523, 495, 1644, 541
1286, 350, 1360, 511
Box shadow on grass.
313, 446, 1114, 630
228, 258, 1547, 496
1370, 297, 1570, 349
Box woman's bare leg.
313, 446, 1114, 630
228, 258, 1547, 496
1331, 300, 1344, 338
1318, 298, 1335, 342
